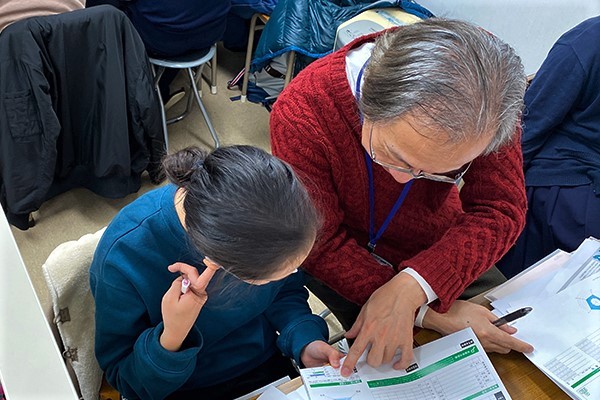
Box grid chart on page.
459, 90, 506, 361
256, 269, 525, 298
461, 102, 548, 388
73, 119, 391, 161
371, 355, 504, 400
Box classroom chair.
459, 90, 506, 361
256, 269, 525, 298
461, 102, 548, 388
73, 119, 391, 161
0, 6, 165, 231
42, 228, 120, 400
240, 13, 296, 103
150, 45, 220, 149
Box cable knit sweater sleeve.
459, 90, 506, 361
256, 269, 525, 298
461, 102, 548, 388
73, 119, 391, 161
399, 133, 527, 310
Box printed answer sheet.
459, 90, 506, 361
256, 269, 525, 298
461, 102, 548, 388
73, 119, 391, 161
300, 328, 510, 400
514, 274, 600, 399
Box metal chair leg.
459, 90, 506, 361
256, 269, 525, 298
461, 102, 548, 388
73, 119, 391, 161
210, 48, 217, 95
284, 50, 296, 89
187, 68, 220, 148
152, 65, 169, 152
200, 46, 217, 95
241, 13, 260, 103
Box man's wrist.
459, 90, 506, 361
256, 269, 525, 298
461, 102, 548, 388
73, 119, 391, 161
390, 272, 428, 308
421, 307, 454, 335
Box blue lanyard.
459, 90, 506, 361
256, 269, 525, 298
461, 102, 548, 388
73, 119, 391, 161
356, 57, 414, 252
356, 60, 368, 109
365, 152, 413, 252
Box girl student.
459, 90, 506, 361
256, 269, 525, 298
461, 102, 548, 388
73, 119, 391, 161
90, 146, 343, 399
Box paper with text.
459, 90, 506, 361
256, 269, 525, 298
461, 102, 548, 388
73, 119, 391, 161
514, 274, 600, 399
300, 328, 510, 400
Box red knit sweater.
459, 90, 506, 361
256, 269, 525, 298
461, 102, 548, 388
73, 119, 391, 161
270, 35, 527, 313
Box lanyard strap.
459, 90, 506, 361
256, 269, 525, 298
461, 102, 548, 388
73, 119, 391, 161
355, 59, 369, 108
365, 152, 413, 252
357, 57, 412, 251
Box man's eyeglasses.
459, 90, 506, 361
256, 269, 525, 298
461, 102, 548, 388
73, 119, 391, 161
368, 124, 472, 184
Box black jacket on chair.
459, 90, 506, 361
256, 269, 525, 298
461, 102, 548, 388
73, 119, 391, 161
0, 5, 165, 230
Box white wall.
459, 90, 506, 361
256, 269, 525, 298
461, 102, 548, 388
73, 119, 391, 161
417, 0, 600, 75
0, 212, 79, 399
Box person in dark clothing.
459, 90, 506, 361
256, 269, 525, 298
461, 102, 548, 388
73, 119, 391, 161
87, 0, 231, 100
497, 16, 600, 278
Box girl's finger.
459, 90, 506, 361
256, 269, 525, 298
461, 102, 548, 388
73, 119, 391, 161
168, 262, 200, 281
194, 266, 217, 291
328, 348, 343, 368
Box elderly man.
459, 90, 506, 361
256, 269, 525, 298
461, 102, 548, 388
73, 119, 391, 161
270, 18, 533, 376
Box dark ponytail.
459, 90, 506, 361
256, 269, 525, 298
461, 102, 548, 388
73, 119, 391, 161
163, 145, 320, 280
162, 147, 206, 188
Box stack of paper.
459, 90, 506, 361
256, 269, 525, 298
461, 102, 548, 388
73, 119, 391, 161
299, 328, 510, 400
486, 237, 600, 399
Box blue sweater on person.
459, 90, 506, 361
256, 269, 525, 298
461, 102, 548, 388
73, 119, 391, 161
522, 16, 600, 192
90, 185, 328, 399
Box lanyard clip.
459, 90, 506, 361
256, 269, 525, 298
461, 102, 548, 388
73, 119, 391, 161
367, 242, 376, 253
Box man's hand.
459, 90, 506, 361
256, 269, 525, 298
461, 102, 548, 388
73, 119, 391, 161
341, 273, 427, 376
422, 300, 534, 354
301, 341, 344, 368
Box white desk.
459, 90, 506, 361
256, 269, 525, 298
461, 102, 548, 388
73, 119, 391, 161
0, 212, 78, 399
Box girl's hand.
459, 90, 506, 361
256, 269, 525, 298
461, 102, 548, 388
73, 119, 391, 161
301, 340, 344, 368
422, 300, 534, 354
160, 262, 218, 351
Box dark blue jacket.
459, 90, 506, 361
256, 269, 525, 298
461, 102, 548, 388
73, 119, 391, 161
90, 185, 328, 399
523, 16, 600, 191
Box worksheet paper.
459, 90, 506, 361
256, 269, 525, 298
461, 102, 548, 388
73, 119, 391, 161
513, 274, 600, 400
490, 238, 600, 314
235, 376, 290, 400
542, 238, 600, 297
485, 249, 570, 303
256, 386, 290, 400
300, 328, 510, 400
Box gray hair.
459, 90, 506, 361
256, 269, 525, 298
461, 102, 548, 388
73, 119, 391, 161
360, 18, 526, 154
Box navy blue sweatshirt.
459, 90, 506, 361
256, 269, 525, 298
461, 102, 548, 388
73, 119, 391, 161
522, 16, 600, 191
90, 185, 328, 399
123, 0, 231, 56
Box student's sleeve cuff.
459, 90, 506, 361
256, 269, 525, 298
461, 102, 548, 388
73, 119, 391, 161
141, 322, 203, 373
277, 316, 329, 365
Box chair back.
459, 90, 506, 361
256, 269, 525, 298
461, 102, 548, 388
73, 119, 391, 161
42, 228, 106, 400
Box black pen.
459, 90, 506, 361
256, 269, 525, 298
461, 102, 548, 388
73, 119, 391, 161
492, 307, 533, 327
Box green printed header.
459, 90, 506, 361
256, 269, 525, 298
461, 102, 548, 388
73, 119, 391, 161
310, 379, 362, 388
367, 345, 480, 388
